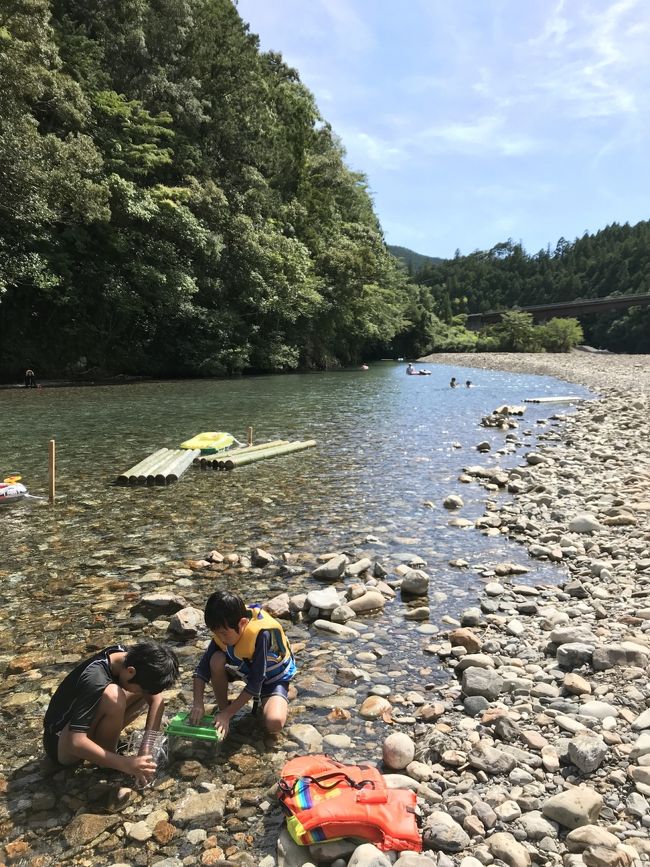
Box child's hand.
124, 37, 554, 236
124, 754, 156, 786
189, 702, 205, 725
213, 711, 230, 738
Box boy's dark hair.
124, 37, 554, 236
125, 642, 179, 694
204, 590, 247, 631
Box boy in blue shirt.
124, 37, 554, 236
190, 590, 296, 737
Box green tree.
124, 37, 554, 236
538, 318, 583, 352
492, 312, 544, 352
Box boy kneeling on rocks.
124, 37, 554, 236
43, 642, 179, 788
190, 590, 296, 738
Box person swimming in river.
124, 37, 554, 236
465, 380, 472, 388
450, 377, 457, 388
406, 363, 431, 376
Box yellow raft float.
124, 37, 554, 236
180, 431, 237, 454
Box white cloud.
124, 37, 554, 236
346, 131, 405, 169
417, 116, 538, 157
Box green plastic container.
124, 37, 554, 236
165, 712, 222, 742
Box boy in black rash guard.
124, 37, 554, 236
43, 642, 179, 788
190, 591, 296, 738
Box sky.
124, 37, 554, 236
235, 0, 650, 259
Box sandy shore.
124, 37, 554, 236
419, 350, 650, 394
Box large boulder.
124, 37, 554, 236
167, 606, 204, 638
382, 733, 415, 770
461, 667, 504, 701
312, 554, 349, 581
423, 811, 470, 853
542, 787, 603, 829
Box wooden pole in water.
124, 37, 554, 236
156, 449, 199, 484
198, 440, 289, 469
116, 448, 169, 485
48, 439, 56, 503
223, 439, 316, 470
247, 426, 253, 447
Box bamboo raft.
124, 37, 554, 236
196, 439, 317, 470
116, 448, 201, 486
524, 396, 585, 404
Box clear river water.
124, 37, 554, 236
0, 362, 593, 860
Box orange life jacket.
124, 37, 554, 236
278, 754, 422, 852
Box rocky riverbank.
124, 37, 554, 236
2, 354, 650, 867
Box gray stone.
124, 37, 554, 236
172, 789, 227, 828
132, 592, 187, 616
464, 695, 490, 716
568, 736, 608, 773
488, 832, 531, 867
557, 642, 595, 669
251, 547, 275, 566
542, 787, 603, 829
167, 606, 204, 638
348, 843, 393, 867
632, 709, 650, 731
461, 667, 504, 701
565, 825, 621, 852
467, 744, 516, 775
312, 554, 349, 581
347, 591, 386, 614
306, 586, 341, 612
516, 811, 558, 841
569, 514, 602, 533
383, 732, 416, 770
423, 810, 471, 853
401, 569, 430, 596
263, 592, 291, 619
346, 558, 373, 576
579, 701, 619, 720
592, 642, 650, 670
312, 619, 359, 640
287, 724, 323, 753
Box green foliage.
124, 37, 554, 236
538, 318, 584, 352
0, 0, 408, 377
410, 225, 650, 353
492, 312, 544, 352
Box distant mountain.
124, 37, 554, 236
387, 245, 444, 273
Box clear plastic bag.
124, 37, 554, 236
124, 729, 169, 787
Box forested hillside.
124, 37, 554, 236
411, 223, 650, 354
0, 0, 409, 378
387, 245, 443, 274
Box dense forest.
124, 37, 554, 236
407, 224, 650, 355
387, 245, 443, 275
1, 1, 648, 382
0, 0, 411, 379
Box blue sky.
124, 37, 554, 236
236, 0, 650, 259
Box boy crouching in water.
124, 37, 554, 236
190, 590, 296, 738
43, 642, 179, 788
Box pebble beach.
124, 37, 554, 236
3, 350, 650, 867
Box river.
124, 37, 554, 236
0, 362, 592, 862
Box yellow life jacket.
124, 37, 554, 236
214, 605, 296, 683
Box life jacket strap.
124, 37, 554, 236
278, 770, 377, 800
